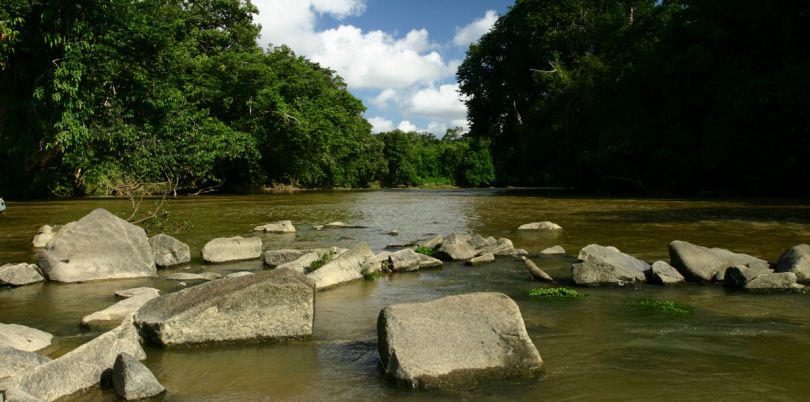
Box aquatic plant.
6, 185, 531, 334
307, 253, 332, 272
362, 267, 382, 281
631, 299, 692, 316
528, 287, 581, 299
415, 246, 434, 256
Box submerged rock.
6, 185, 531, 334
377, 292, 543, 389
201, 236, 262, 263
572, 244, 649, 286
115, 287, 160, 299
81, 291, 160, 328
775, 244, 810, 282
417, 253, 443, 269
225, 271, 254, 278
306, 243, 379, 289
112, 353, 165, 400
149, 234, 191, 268
649, 261, 685, 285
540, 245, 566, 255
669, 240, 769, 283
136, 269, 314, 346
253, 220, 296, 233
433, 233, 476, 261
36, 208, 156, 282
0, 323, 52, 352
165, 272, 221, 281
0, 263, 44, 287
518, 221, 562, 231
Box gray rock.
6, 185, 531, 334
202, 236, 262, 263
775, 244, 810, 282
112, 353, 164, 400
115, 287, 160, 299
468, 234, 491, 251
467, 253, 495, 266
0, 324, 52, 352
540, 245, 566, 255
149, 234, 191, 268
434, 233, 476, 261
514, 249, 529, 256
389, 249, 421, 272
724, 265, 771, 289
377, 292, 543, 389
416, 235, 443, 249
518, 221, 562, 230
523, 256, 554, 282
263, 249, 306, 267
417, 254, 443, 269
3, 319, 145, 401
276, 248, 345, 274
81, 291, 160, 327
0, 347, 51, 382
225, 271, 254, 278
306, 243, 378, 290
388, 230, 399, 236
31, 225, 55, 248
650, 261, 685, 285
36, 209, 156, 282
669, 240, 769, 283
0, 264, 44, 287
165, 272, 220, 281
724, 265, 803, 292
136, 269, 314, 346
375, 251, 392, 263
253, 220, 296, 233
572, 244, 649, 286
477, 238, 517, 256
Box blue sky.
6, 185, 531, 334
252, 0, 514, 136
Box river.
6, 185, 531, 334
1, 189, 810, 401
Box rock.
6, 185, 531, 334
165, 272, 221, 281
417, 254, 443, 269
388, 230, 399, 236
572, 244, 649, 286
540, 245, 566, 255
81, 291, 160, 327
325, 221, 346, 228
775, 244, 810, 282
112, 353, 164, 400
276, 248, 345, 274
724, 265, 771, 289
201, 236, 262, 263
31, 225, 55, 248
650, 261, 685, 285
115, 287, 160, 299
253, 220, 296, 233
477, 238, 517, 256
375, 251, 392, 263
468, 234, 491, 251
522, 256, 554, 282
306, 243, 378, 290
36, 209, 156, 282
724, 265, 803, 292
518, 221, 562, 231
514, 249, 529, 256
0, 347, 51, 381
149, 234, 191, 268
467, 253, 495, 266
377, 292, 543, 389
434, 233, 476, 261
263, 249, 306, 267
3, 319, 145, 402
389, 249, 421, 272
0, 263, 44, 287
416, 235, 443, 249
175, 282, 187, 289
669, 240, 769, 283
225, 271, 254, 278
0, 323, 52, 352
136, 269, 314, 346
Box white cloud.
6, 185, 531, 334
408, 84, 467, 121
397, 120, 419, 132
368, 116, 395, 133
371, 89, 398, 108
452, 10, 498, 47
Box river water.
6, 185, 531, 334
1, 189, 810, 401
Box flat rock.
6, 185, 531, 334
136, 269, 314, 346
149, 234, 191, 268
112, 353, 164, 400
263, 249, 306, 267
467, 253, 495, 266
0, 264, 44, 287
306, 243, 378, 290
416, 235, 443, 249
202, 236, 262, 263
572, 244, 649, 286
115, 287, 160, 299
389, 249, 421, 271
165, 272, 221, 281
276, 248, 346, 274
669, 240, 769, 283
377, 292, 543, 389
434, 233, 476, 261
0, 323, 52, 352
36, 209, 156, 282
225, 271, 254, 278
0, 347, 51, 381
417, 254, 443, 269
775, 244, 810, 282
518, 221, 562, 230
540, 245, 566, 255
477, 238, 517, 256
650, 261, 685, 285
253, 220, 296, 233
3, 319, 145, 401
82, 291, 160, 327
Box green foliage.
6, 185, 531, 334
414, 246, 435, 256
361, 267, 382, 281
528, 287, 581, 299
631, 299, 692, 316
307, 253, 332, 273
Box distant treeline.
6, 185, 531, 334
459, 0, 810, 195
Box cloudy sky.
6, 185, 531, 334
252, 0, 513, 136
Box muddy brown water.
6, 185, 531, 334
1, 189, 810, 401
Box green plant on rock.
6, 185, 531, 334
631, 299, 692, 316
528, 287, 581, 299
307, 253, 332, 273
361, 266, 382, 281
415, 246, 434, 256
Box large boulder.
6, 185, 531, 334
201, 236, 262, 263
149, 234, 191, 268
112, 353, 165, 400
377, 292, 543, 389
253, 220, 296, 233
433, 233, 476, 261
0, 323, 52, 352
477, 237, 517, 256
572, 244, 649, 286
263, 249, 306, 267
306, 243, 379, 290
669, 240, 769, 283
388, 249, 421, 272
775, 244, 810, 282
81, 290, 161, 328
31, 225, 56, 248
518, 221, 562, 231
724, 265, 804, 292
3, 319, 145, 401
135, 269, 315, 346
649, 261, 685, 285
36, 209, 156, 282
0, 264, 44, 287
0, 347, 51, 383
